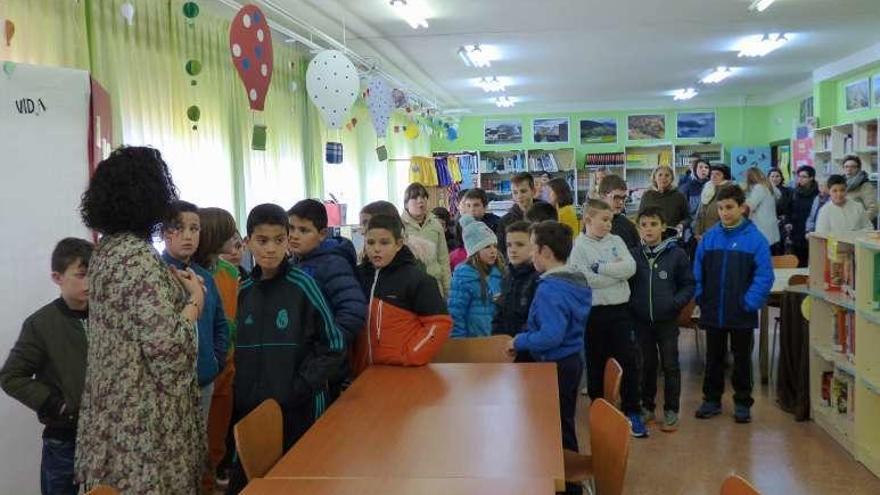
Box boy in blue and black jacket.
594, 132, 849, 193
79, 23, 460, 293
629, 207, 695, 432
229, 204, 346, 493
508, 221, 591, 495
492, 221, 540, 362
694, 185, 773, 424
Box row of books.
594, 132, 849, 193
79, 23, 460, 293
831, 308, 856, 361
481, 153, 526, 173
816, 132, 832, 152
821, 371, 855, 417
528, 153, 561, 173
674, 150, 722, 168
584, 153, 625, 168
824, 240, 855, 300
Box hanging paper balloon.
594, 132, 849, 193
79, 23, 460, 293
186, 59, 202, 76
447, 126, 458, 141
3, 19, 15, 47
182, 2, 200, 19
2, 61, 16, 77
351, 118, 358, 127
394, 125, 400, 134
120, 2, 135, 26
305, 50, 359, 129
187, 105, 201, 122
289, 80, 298, 93
405, 124, 420, 140
229, 4, 274, 111
392, 88, 407, 109
366, 76, 393, 138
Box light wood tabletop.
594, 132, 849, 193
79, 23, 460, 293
241, 477, 557, 495
266, 363, 566, 492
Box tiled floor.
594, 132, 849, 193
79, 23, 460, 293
574, 323, 880, 495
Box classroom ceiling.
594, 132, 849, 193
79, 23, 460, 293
270, 0, 880, 113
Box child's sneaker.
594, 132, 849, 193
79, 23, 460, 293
734, 404, 752, 423
661, 410, 679, 432
641, 407, 656, 424
695, 401, 721, 419
628, 413, 649, 438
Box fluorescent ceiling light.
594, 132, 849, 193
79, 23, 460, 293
458, 44, 495, 68
389, 0, 429, 29
476, 76, 506, 93
749, 0, 776, 12
495, 96, 515, 108
737, 33, 789, 57
672, 88, 698, 101
701, 66, 733, 84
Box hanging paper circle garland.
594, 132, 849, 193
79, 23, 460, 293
366, 76, 393, 138
2, 61, 16, 77
447, 126, 458, 141
392, 88, 408, 109
405, 124, 420, 140
2, 19, 15, 47
229, 4, 274, 112
182, 2, 200, 19
306, 50, 359, 129
186, 60, 202, 76
120, 2, 135, 26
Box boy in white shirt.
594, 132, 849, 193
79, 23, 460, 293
815, 174, 872, 234
569, 199, 646, 437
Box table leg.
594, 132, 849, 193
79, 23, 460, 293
759, 304, 769, 385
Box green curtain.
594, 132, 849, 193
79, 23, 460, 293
2, 0, 432, 225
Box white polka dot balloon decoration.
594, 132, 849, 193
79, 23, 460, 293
229, 4, 273, 111
365, 76, 393, 139
306, 50, 359, 130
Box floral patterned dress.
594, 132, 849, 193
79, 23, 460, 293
75, 233, 205, 493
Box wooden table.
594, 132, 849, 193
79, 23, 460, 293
241, 477, 557, 495
266, 363, 564, 493
759, 268, 809, 384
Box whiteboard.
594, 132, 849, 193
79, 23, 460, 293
0, 64, 91, 493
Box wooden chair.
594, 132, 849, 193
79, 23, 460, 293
234, 398, 283, 481
432, 335, 514, 363
771, 274, 810, 381
603, 358, 622, 406
771, 254, 799, 269
677, 299, 703, 362
564, 398, 632, 495
86, 487, 119, 495
720, 474, 761, 495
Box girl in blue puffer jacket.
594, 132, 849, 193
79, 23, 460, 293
448, 215, 505, 338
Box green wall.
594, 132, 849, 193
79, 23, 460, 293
832, 62, 880, 125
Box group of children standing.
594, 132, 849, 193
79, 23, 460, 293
1, 163, 776, 495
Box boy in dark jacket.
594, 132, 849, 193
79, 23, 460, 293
492, 221, 540, 362
694, 185, 773, 424
288, 199, 367, 399
629, 207, 695, 432
461, 188, 503, 235
599, 174, 640, 249
230, 204, 345, 492
508, 221, 591, 495
0, 238, 93, 495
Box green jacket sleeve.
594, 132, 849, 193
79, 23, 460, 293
0, 318, 54, 412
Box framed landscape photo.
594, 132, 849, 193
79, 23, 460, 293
533, 117, 570, 143
845, 78, 870, 112
580, 118, 617, 144
628, 114, 666, 140
484, 119, 523, 145
677, 111, 716, 139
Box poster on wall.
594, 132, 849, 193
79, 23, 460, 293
845, 78, 870, 112
533, 117, 569, 143
873, 74, 880, 107
628, 114, 665, 140
731, 146, 772, 183
792, 120, 815, 174
484, 119, 522, 145
580, 118, 617, 144
676, 111, 715, 139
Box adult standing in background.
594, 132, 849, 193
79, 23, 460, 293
76, 147, 205, 493
843, 155, 878, 226
546, 177, 580, 236
745, 167, 781, 248
638, 165, 690, 234
787, 166, 818, 267
681, 159, 711, 222
694, 164, 733, 239
401, 182, 452, 296
768, 168, 793, 255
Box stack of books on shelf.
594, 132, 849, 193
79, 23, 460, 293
674, 149, 722, 168
528, 153, 560, 172
824, 238, 856, 300
584, 153, 625, 169
831, 307, 856, 362
817, 132, 832, 152
481, 177, 511, 195
821, 371, 856, 419
481, 153, 525, 173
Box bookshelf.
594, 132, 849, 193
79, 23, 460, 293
527, 148, 579, 206
672, 143, 725, 180
814, 119, 880, 178
583, 152, 625, 203
478, 150, 526, 204
808, 232, 880, 477
624, 144, 674, 191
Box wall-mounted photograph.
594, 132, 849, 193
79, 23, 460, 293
628, 114, 666, 140
580, 118, 617, 144
484, 119, 523, 145
533, 118, 570, 143
677, 111, 716, 139
845, 78, 870, 111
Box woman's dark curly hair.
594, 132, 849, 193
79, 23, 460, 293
80, 146, 178, 237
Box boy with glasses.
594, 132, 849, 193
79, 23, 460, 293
598, 175, 639, 249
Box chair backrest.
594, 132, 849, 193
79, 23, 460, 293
589, 398, 631, 495
234, 398, 283, 480
677, 299, 697, 329
720, 474, 761, 495
772, 255, 799, 269
432, 335, 515, 363
788, 274, 808, 287
86, 487, 119, 495
603, 358, 622, 405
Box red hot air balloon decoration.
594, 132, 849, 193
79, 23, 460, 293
229, 4, 273, 112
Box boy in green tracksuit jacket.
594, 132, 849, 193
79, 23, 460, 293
228, 204, 346, 494
0, 238, 94, 495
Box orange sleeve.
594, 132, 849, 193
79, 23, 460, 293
400, 314, 452, 366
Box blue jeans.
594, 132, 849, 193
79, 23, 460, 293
41, 438, 78, 495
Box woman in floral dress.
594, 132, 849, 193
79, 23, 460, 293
76, 147, 206, 493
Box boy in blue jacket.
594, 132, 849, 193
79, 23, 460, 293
694, 185, 774, 424
629, 207, 695, 432
288, 199, 367, 399
508, 221, 591, 495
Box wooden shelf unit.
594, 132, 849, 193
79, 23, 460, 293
672, 143, 725, 181
814, 119, 879, 177
807, 232, 880, 478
